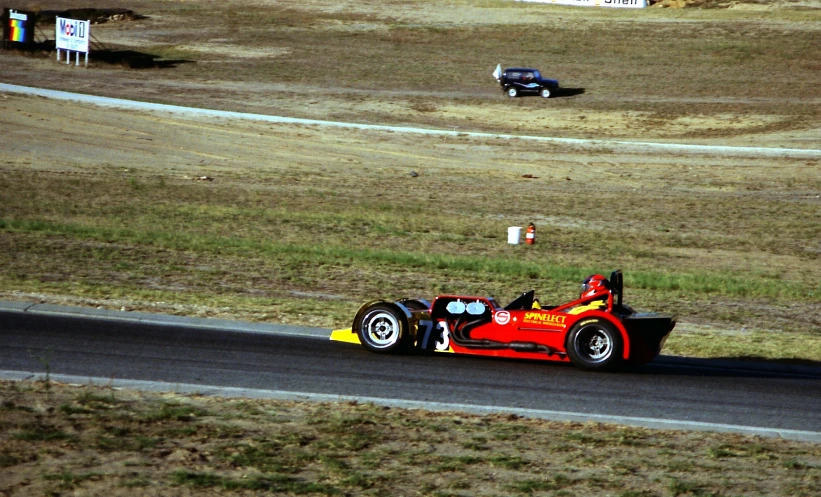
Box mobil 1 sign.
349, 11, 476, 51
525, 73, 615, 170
56, 17, 89, 52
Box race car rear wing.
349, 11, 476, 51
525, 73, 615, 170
609, 270, 624, 308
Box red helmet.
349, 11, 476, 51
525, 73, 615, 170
581, 274, 610, 298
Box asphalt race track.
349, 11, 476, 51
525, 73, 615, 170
1, 304, 820, 441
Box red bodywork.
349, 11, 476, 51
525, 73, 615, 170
442, 294, 626, 363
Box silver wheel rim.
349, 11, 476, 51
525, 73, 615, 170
542, 89, 550, 98
574, 325, 613, 363
362, 310, 400, 349
508, 88, 516, 97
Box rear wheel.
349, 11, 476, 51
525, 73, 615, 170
357, 304, 409, 353
566, 318, 623, 370
507, 87, 518, 98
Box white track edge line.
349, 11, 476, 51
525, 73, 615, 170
2, 370, 819, 443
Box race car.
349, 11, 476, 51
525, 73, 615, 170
331, 271, 675, 370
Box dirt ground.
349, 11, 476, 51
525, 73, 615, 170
2, 2, 821, 495
1, 0, 820, 347
2, 380, 820, 497
1, 0, 821, 148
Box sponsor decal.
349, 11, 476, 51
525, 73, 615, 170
435, 322, 451, 351
55, 17, 90, 53
59, 18, 86, 38
494, 311, 511, 326
9, 10, 27, 21
522, 311, 567, 328
417, 319, 453, 352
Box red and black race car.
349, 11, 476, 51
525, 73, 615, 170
331, 271, 675, 370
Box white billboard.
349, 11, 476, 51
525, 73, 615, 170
55, 17, 90, 53
519, 0, 646, 8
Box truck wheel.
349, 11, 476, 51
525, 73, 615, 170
357, 304, 409, 353
541, 88, 551, 98
507, 87, 518, 98
566, 318, 623, 370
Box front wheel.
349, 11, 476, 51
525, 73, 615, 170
507, 87, 518, 98
357, 304, 409, 353
540, 87, 551, 98
566, 318, 623, 370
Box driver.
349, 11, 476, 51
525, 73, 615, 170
580, 274, 610, 299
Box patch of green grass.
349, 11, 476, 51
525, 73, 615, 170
142, 402, 210, 422
43, 470, 100, 490
4, 217, 814, 304
0, 451, 22, 468
74, 389, 119, 409
507, 476, 565, 494
489, 454, 528, 470
668, 478, 717, 497
171, 470, 340, 494
339, 471, 375, 489
2, 401, 34, 413
13, 423, 75, 442
664, 330, 821, 364
94, 428, 155, 452
619, 491, 656, 497
158, 425, 198, 437
490, 422, 529, 441
461, 436, 490, 451
58, 403, 92, 415
708, 444, 741, 459
119, 475, 150, 488
432, 455, 486, 472
783, 459, 812, 470
565, 430, 604, 446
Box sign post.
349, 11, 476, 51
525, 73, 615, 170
55, 17, 90, 67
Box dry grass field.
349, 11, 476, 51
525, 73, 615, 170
2, 1, 821, 495
2, 380, 820, 496
1, 0, 820, 362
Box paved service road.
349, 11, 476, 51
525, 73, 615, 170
3, 83, 821, 159
1, 310, 820, 440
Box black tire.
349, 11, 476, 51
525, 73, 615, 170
507, 87, 518, 98
357, 304, 409, 353
566, 318, 623, 370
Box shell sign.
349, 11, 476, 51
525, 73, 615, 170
517, 0, 647, 8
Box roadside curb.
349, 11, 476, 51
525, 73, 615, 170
2, 300, 819, 377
